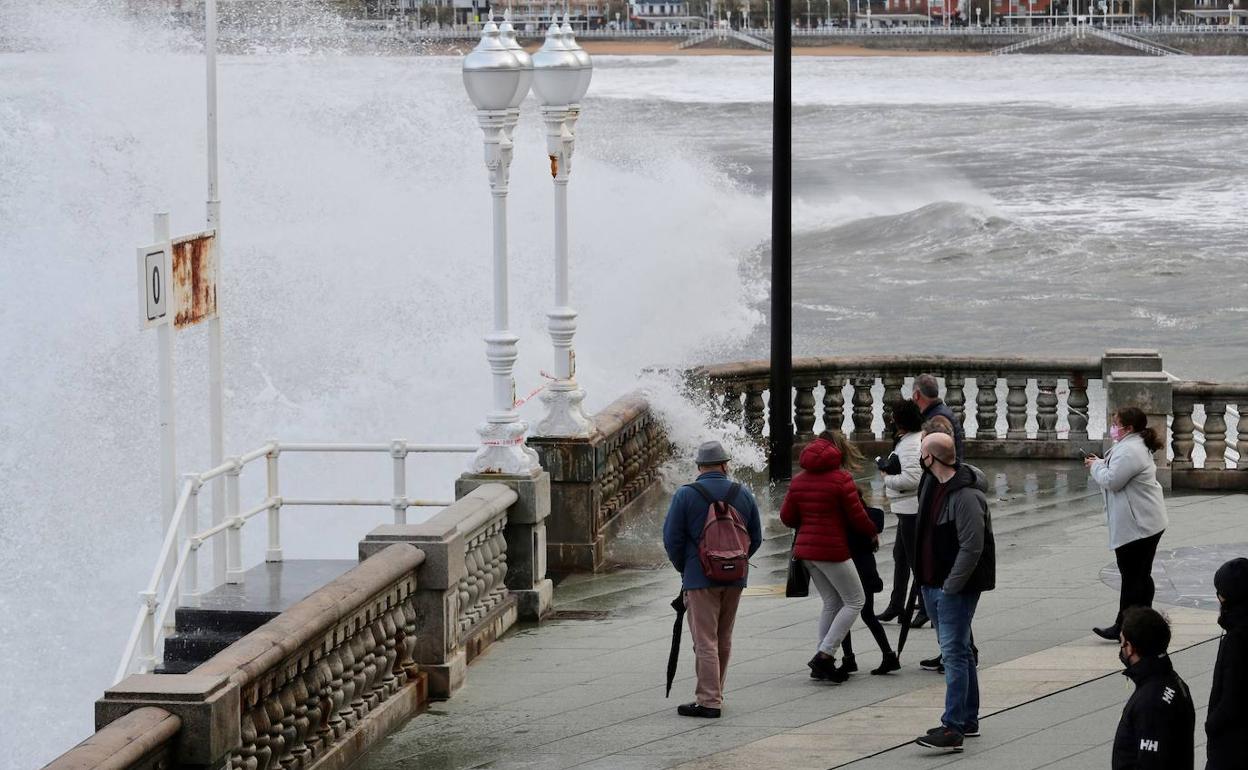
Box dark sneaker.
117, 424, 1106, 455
677, 703, 721, 718
928, 724, 979, 738
920, 655, 943, 672
1093, 625, 1121, 641
871, 653, 901, 675
838, 655, 858, 675
916, 727, 964, 752
909, 612, 930, 629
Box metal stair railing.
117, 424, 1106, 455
991, 26, 1073, 55
1089, 26, 1186, 55
113, 439, 476, 684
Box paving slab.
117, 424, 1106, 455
354, 460, 1242, 770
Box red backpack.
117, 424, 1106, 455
689, 482, 752, 583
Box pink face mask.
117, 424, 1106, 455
1109, 424, 1126, 442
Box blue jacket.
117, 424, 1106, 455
662, 471, 763, 590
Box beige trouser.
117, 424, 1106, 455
685, 586, 744, 709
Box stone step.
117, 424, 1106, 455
161, 629, 243, 665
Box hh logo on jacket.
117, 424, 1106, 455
1139, 738, 1159, 752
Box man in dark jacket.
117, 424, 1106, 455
1113, 606, 1195, 770
913, 373, 965, 463
663, 440, 763, 719
913, 432, 994, 752
1206, 557, 1248, 770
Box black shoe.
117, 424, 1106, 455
920, 655, 943, 672
928, 724, 978, 738
677, 702, 721, 718
871, 653, 901, 675
916, 726, 964, 752
1093, 625, 1121, 641
838, 654, 858, 675
808, 654, 848, 683
876, 606, 902, 623
973, 644, 980, 669
909, 612, 930, 629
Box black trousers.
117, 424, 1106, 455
1114, 531, 1164, 627
842, 588, 894, 659
887, 514, 926, 616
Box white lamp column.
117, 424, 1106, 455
532, 18, 594, 438
463, 17, 542, 474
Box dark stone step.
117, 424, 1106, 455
163, 629, 245, 664
154, 659, 200, 675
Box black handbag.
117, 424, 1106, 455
785, 532, 810, 598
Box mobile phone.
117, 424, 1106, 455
1077, 448, 1091, 459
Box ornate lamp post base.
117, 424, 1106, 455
473, 417, 542, 474
537, 383, 592, 437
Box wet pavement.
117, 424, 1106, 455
355, 460, 1244, 770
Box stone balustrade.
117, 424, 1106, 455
690, 354, 1108, 459
528, 391, 672, 573
47, 707, 181, 770
1172, 381, 1248, 490
48, 481, 551, 770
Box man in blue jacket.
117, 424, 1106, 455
663, 440, 763, 718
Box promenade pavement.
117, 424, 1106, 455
357, 459, 1244, 770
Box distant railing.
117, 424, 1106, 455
689, 354, 1103, 458
114, 440, 475, 684
1172, 382, 1248, 488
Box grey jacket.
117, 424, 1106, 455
1090, 433, 1168, 550
915, 464, 995, 595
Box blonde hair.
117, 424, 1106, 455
818, 430, 864, 473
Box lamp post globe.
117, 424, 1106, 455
532, 21, 583, 107
498, 14, 533, 110
462, 19, 523, 112
560, 18, 594, 104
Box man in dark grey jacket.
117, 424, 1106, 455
912, 432, 995, 753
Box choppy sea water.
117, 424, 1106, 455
2, 6, 1247, 765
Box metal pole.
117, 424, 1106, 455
265, 442, 282, 562
225, 457, 243, 584
154, 213, 177, 595
769, 0, 793, 482
205, 0, 227, 589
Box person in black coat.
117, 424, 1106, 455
1206, 557, 1248, 770
1112, 606, 1194, 770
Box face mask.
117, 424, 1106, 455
922, 455, 957, 472
1109, 424, 1126, 442
1118, 646, 1131, 669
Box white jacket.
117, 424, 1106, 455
882, 431, 922, 515
1089, 432, 1168, 550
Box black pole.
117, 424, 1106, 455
768, 0, 793, 483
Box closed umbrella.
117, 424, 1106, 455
896, 582, 922, 658
665, 591, 686, 697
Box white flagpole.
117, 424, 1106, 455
205, 0, 227, 587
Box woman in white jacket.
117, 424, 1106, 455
876, 399, 925, 623
1085, 405, 1168, 641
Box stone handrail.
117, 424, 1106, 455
84, 543, 426, 770
528, 391, 673, 573
690, 354, 1107, 458
45, 707, 181, 770
1171, 381, 1248, 485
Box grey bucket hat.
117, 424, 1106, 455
695, 440, 731, 466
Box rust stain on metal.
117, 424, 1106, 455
171, 235, 217, 329
549, 155, 558, 178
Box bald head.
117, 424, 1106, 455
922, 432, 956, 466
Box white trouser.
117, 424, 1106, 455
805, 558, 866, 656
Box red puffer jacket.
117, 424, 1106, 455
779, 438, 877, 563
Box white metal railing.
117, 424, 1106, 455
114, 439, 475, 684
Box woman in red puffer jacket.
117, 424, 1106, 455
780, 430, 880, 683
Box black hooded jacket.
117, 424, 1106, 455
1206, 601, 1248, 770
914, 463, 995, 594
1111, 654, 1194, 770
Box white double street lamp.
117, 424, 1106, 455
462, 14, 542, 474
532, 19, 594, 438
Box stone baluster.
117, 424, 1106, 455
1171, 398, 1195, 471
380, 610, 400, 695
821, 377, 845, 434
1036, 377, 1059, 440
361, 624, 383, 710
975, 374, 998, 440
850, 377, 875, 441
1237, 403, 1248, 471
881, 373, 905, 434
239, 709, 263, 770
302, 666, 325, 760
723, 383, 743, 426
1006, 376, 1029, 439
400, 602, 420, 682
349, 634, 370, 718
1067, 375, 1090, 440
794, 378, 817, 445
251, 705, 274, 770
264, 698, 287, 770
1204, 401, 1228, 470
326, 649, 348, 738
315, 657, 338, 745
744, 382, 767, 439
283, 677, 308, 768
336, 641, 359, 730
946, 374, 966, 428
